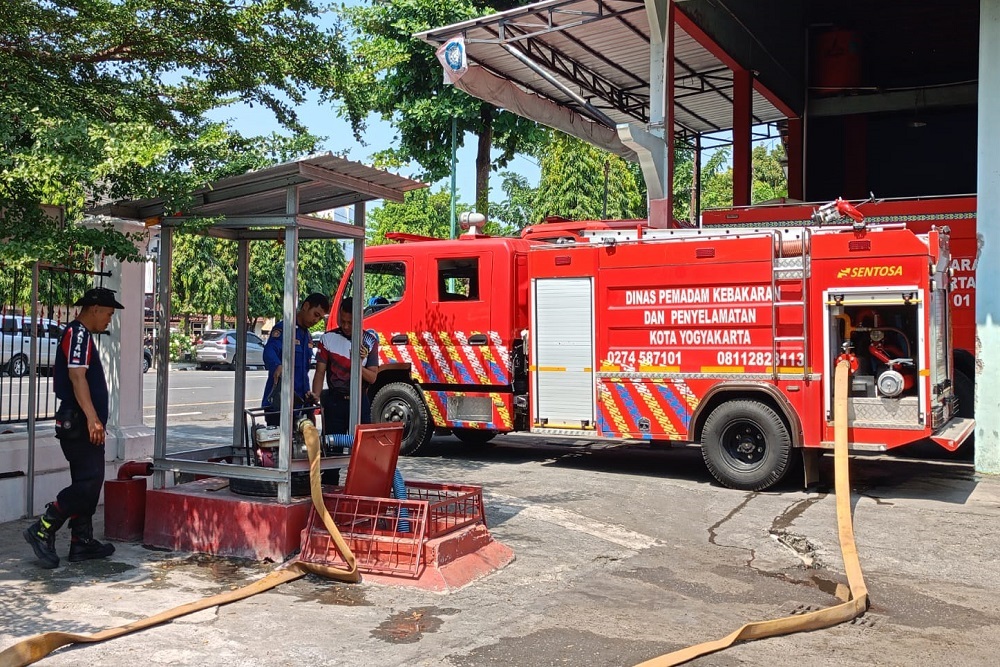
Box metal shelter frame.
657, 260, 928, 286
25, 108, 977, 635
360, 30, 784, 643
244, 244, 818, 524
100, 154, 424, 503
416, 0, 794, 207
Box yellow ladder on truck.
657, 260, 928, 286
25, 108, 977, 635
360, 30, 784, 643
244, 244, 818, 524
770, 228, 811, 380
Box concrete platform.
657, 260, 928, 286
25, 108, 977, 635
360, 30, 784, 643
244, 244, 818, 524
363, 523, 515, 592
143, 478, 313, 561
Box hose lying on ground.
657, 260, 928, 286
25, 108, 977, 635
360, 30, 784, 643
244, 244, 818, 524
635, 359, 869, 666
0, 420, 357, 667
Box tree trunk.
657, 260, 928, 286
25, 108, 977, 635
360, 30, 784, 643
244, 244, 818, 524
475, 104, 494, 214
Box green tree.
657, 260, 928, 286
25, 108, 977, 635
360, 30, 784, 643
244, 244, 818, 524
1, 0, 348, 262
340, 0, 547, 213
171, 235, 346, 330
699, 147, 734, 211
697, 143, 789, 213
489, 171, 537, 235
533, 134, 645, 221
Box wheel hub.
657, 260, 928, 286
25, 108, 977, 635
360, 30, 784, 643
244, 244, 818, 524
724, 422, 766, 467
382, 400, 412, 436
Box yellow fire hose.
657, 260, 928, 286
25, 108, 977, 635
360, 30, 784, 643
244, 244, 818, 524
3, 362, 867, 666
0, 421, 359, 667
635, 359, 868, 666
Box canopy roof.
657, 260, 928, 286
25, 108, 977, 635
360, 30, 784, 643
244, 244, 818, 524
416, 0, 788, 147
91, 153, 425, 240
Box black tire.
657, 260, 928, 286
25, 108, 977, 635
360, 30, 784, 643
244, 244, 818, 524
142, 352, 151, 374
229, 472, 312, 498
7, 354, 29, 378
453, 428, 498, 447
951, 369, 975, 459
701, 400, 793, 491
371, 382, 434, 456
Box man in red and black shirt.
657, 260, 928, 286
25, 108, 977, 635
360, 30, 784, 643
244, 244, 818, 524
312, 298, 379, 439
23, 287, 123, 568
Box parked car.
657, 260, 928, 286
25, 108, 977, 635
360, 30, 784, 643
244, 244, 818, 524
311, 331, 323, 368
195, 330, 266, 369
0, 315, 63, 377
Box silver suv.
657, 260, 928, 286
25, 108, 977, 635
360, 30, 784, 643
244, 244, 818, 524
0, 316, 63, 377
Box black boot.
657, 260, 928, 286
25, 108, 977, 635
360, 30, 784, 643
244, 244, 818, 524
68, 517, 115, 563
23, 502, 66, 569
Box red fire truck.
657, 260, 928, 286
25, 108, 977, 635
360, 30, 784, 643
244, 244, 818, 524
330, 205, 974, 490
701, 195, 979, 418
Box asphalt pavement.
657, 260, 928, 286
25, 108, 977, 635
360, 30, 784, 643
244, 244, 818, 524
1, 369, 998, 666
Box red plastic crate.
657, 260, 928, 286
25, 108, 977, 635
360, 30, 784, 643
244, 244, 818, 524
299, 482, 485, 578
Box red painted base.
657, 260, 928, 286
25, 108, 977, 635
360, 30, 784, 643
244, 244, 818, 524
362, 523, 515, 593
143, 478, 313, 561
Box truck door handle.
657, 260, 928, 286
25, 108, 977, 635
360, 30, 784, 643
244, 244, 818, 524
468, 334, 488, 346
391, 334, 409, 345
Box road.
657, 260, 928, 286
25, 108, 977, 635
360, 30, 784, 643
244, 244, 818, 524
142, 366, 271, 424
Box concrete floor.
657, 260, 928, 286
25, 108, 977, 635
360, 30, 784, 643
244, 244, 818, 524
2, 435, 998, 666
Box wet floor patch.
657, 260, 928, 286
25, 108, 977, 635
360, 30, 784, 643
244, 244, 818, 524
446, 628, 716, 667
371, 606, 458, 644
113, 553, 270, 591
65, 559, 137, 578
286, 577, 372, 606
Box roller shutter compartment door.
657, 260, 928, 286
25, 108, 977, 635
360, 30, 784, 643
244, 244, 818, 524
533, 278, 595, 426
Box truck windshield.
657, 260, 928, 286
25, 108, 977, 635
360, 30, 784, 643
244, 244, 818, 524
343, 261, 407, 315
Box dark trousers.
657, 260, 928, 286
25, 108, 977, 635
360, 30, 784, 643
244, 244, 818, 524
55, 438, 105, 521
319, 392, 371, 487
321, 392, 372, 436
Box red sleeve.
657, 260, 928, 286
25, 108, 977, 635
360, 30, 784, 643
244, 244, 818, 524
63, 324, 92, 368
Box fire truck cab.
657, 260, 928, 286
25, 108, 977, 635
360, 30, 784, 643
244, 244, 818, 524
332, 215, 974, 490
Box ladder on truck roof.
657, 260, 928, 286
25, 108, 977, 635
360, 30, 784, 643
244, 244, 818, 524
771, 228, 811, 380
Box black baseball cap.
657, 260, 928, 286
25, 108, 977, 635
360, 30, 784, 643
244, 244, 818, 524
74, 287, 125, 309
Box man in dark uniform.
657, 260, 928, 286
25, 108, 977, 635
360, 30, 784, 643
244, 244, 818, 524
23, 287, 123, 568
261, 293, 329, 424
312, 297, 379, 438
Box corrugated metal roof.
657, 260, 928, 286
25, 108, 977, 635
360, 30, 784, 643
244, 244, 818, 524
90, 153, 425, 239
416, 0, 785, 138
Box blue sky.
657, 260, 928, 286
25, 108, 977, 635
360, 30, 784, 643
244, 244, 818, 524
206, 89, 541, 209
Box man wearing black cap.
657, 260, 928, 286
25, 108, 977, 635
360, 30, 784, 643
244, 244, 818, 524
23, 287, 123, 568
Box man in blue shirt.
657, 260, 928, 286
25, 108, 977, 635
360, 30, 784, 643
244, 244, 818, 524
23, 287, 123, 569
262, 292, 329, 424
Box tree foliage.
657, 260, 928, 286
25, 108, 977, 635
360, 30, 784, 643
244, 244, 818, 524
1, 0, 347, 262
532, 134, 645, 221
171, 235, 346, 328
339, 0, 547, 212
699, 143, 789, 212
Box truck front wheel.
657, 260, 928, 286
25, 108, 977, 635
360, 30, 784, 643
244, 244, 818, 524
372, 382, 434, 456
700, 400, 792, 491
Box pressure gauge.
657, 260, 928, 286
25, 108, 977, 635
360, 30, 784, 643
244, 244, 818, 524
870, 329, 885, 342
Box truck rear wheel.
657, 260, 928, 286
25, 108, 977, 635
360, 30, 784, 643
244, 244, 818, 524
372, 382, 434, 456
952, 369, 974, 459
701, 400, 792, 491
453, 428, 498, 447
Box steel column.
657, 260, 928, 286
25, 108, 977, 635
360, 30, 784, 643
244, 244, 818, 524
277, 186, 299, 503
350, 203, 366, 433
786, 117, 804, 200
620, 0, 673, 213
732, 67, 752, 206
25, 262, 39, 516
153, 225, 173, 489
976, 0, 1000, 474
233, 239, 249, 452
843, 115, 868, 199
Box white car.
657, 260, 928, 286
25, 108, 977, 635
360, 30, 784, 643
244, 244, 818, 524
0, 316, 63, 377
195, 330, 266, 369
